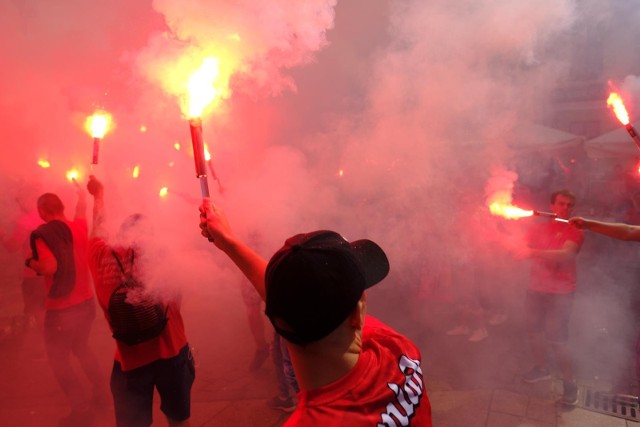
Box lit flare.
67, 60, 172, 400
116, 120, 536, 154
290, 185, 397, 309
607, 92, 630, 125
85, 112, 111, 138
606, 91, 640, 152
85, 111, 112, 165
489, 202, 533, 219
185, 58, 221, 199
66, 169, 80, 183
187, 57, 220, 119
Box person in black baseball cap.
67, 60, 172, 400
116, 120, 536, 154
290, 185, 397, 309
264, 229, 389, 346
199, 199, 432, 426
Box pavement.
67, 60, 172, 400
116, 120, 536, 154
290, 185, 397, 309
1, 245, 640, 426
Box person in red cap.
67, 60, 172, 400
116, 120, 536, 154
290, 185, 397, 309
199, 199, 432, 426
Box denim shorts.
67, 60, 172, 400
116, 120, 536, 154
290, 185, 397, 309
525, 290, 574, 343
110, 344, 195, 427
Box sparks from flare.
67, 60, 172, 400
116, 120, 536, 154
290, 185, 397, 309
203, 143, 224, 194
37, 159, 50, 168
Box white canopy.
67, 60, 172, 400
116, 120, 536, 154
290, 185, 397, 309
506, 123, 584, 152
584, 121, 640, 158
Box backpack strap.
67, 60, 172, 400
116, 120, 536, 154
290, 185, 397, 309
111, 249, 135, 278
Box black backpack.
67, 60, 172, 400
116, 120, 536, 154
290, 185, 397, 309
108, 249, 169, 346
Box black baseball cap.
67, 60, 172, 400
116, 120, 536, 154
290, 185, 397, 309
264, 230, 389, 346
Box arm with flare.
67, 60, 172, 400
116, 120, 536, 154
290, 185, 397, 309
569, 217, 640, 241
199, 199, 267, 301
87, 176, 107, 239
74, 183, 87, 221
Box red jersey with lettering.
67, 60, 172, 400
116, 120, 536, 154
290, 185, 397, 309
88, 237, 188, 371
36, 218, 94, 310
526, 220, 584, 294
285, 316, 432, 427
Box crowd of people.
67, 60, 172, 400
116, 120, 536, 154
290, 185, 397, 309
2, 168, 640, 426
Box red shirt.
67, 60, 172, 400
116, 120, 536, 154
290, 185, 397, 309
526, 220, 584, 294
36, 218, 94, 310
286, 316, 432, 427
88, 237, 188, 371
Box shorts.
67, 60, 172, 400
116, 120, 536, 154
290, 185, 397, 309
110, 344, 195, 427
525, 290, 574, 343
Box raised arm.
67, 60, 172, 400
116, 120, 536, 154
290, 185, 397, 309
74, 181, 88, 220
87, 176, 107, 238
199, 199, 267, 300
569, 217, 640, 242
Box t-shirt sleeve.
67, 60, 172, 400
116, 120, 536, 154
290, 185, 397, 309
88, 237, 109, 266
567, 227, 584, 248
35, 238, 54, 260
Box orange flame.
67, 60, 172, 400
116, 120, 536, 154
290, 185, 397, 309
487, 190, 533, 219
607, 92, 630, 125
187, 57, 220, 118
37, 159, 50, 168
85, 111, 112, 138
489, 202, 533, 219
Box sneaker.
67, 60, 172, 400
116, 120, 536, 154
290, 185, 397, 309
266, 395, 297, 413
488, 313, 508, 326
249, 346, 269, 372
561, 381, 578, 405
522, 366, 552, 383
446, 325, 470, 336
468, 328, 489, 342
